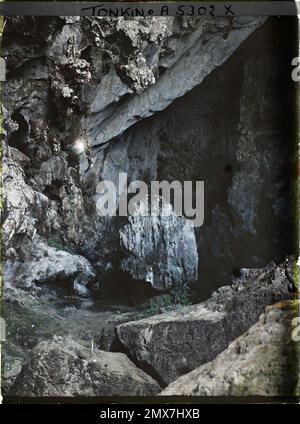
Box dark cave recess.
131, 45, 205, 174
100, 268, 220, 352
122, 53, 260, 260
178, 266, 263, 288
100, 17, 298, 301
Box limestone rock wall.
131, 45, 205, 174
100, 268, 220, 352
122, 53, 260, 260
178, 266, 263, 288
2, 16, 295, 299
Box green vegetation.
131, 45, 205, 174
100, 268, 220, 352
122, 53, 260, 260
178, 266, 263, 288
142, 282, 192, 318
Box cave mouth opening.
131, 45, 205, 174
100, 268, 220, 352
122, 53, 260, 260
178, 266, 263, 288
92, 270, 160, 308
158, 17, 296, 301
93, 17, 297, 305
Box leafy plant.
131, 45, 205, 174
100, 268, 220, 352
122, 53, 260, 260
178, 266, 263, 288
141, 282, 192, 318
172, 281, 192, 307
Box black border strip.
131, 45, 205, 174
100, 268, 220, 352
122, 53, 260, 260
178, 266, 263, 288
0, 1, 298, 17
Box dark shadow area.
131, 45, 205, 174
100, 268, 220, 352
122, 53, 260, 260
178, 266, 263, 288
7, 111, 29, 155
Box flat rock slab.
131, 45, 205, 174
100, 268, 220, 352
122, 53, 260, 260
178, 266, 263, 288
160, 300, 299, 396
117, 259, 294, 385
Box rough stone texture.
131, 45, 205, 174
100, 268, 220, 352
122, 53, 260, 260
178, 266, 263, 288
2, 288, 139, 393
119, 197, 198, 290
2, 16, 297, 397
5, 239, 96, 297
95, 310, 139, 352
9, 337, 161, 397
160, 301, 299, 396
87, 17, 266, 147
2, 357, 23, 396
117, 258, 295, 385
2, 16, 288, 294
2, 143, 50, 251
87, 18, 294, 294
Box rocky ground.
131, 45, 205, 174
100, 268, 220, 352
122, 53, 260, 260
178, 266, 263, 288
1, 15, 298, 397
160, 300, 299, 396
117, 258, 296, 386
4, 258, 298, 397
10, 337, 161, 397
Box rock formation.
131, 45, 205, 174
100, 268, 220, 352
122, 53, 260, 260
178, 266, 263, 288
119, 197, 198, 290
1, 15, 298, 397
5, 239, 96, 296
117, 259, 295, 385
2, 16, 294, 296
9, 336, 161, 397
86, 17, 267, 147
160, 300, 299, 396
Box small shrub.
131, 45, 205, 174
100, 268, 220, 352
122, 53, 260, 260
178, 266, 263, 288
141, 282, 192, 318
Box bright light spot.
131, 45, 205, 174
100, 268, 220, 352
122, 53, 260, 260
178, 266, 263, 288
73, 137, 87, 155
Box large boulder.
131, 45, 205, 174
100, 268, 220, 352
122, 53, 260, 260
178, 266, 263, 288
160, 300, 299, 396
9, 336, 161, 397
117, 259, 294, 385
5, 240, 96, 297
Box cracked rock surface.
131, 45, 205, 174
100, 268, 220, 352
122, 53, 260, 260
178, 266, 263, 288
119, 197, 198, 290
9, 336, 161, 397
117, 259, 295, 385
160, 300, 299, 396
1, 15, 298, 396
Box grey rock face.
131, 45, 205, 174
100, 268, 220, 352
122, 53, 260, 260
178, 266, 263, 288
2, 144, 49, 250
5, 240, 96, 297
117, 259, 294, 385
10, 337, 161, 397
119, 198, 198, 291
3, 15, 292, 295
160, 300, 299, 396
87, 17, 266, 147
87, 18, 294, 293
2, 15, 297, 399
34, 156, 69, 189
95, 311, 140, 352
